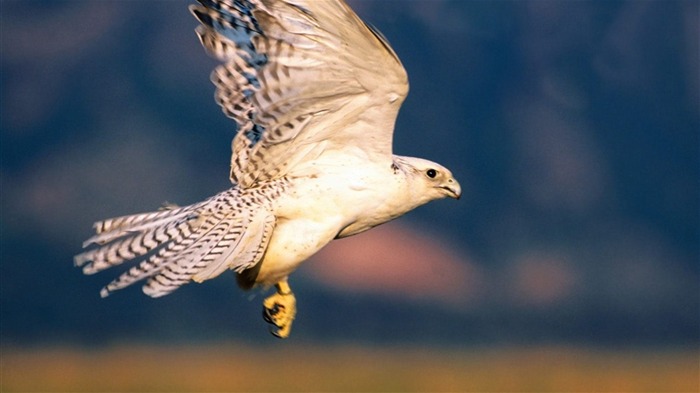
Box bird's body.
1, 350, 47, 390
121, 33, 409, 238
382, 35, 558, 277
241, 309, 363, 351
252, 153, 454, 287
76, 0, 460, 338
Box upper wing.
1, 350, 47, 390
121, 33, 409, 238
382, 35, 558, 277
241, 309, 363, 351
190, 0, 408, 187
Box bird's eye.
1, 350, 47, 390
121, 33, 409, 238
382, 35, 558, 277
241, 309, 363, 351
426, 169, 438, 178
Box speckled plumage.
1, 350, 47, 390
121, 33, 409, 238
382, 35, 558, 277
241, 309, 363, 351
76, 0, 460, 338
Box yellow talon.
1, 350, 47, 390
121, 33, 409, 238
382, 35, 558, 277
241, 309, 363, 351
262, 280, 296, 338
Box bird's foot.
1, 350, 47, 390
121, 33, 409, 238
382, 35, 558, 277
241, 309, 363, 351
262, 281, 296, 338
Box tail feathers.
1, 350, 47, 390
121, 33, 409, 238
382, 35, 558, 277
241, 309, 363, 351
142, 212, 244, 297
98, 220, 195, 297
74, 201, 201, 274
193, 209, 275, 282
83, 205, 201, 247
140, 209, 275, 298
77, 188, 276, 298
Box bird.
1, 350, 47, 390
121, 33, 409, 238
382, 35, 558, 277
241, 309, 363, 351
75, 0, 461, 338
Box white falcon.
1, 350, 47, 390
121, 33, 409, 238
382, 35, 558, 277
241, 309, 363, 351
75, 0, 461, 338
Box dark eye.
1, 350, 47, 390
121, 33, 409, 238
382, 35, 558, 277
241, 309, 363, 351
426, 169, 438, 178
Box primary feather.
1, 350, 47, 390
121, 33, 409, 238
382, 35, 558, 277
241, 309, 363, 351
191, 0, 408, 187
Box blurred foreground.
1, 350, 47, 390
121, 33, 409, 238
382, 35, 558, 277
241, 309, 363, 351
3, 344, 697, 392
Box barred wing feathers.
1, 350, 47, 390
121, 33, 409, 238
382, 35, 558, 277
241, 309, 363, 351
191, 0, 409, 187
75, 189, 275, 298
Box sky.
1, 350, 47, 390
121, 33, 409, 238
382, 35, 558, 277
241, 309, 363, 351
1, 0, 698, 346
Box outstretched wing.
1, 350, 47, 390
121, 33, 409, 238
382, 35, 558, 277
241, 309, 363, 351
190, 0, 408, 188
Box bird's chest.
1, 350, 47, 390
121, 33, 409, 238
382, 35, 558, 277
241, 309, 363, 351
254, 169, 406, 285
277, 168, 407, 237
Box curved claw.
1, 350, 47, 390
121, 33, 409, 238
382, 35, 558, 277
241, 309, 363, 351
262, 305, 273, 324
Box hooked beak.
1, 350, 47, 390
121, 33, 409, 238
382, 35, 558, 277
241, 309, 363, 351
443, 178, 462, 200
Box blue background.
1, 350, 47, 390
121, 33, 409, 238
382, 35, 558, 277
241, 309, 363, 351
1, 0, 698, 348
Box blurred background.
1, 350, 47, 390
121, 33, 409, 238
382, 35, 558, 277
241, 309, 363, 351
2, 0, 698, 391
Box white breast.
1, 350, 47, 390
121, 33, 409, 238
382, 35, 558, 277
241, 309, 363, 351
254, 159, 408, 285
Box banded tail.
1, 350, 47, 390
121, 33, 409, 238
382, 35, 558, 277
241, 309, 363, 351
75, 188, 275, 298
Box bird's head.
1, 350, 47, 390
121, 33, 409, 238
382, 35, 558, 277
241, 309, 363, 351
394, 156, 461, 202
